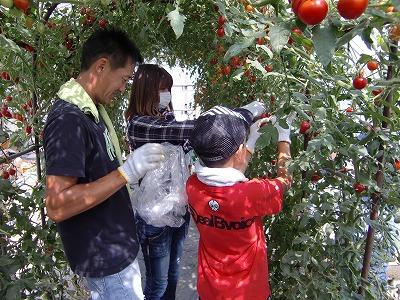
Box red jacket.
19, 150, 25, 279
186, 175, 284, 300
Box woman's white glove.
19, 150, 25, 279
245, 117, 271, 154
118, 143, 165, 184
271, 112, 296, 144
240, 100, 266, 119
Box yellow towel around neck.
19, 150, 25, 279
57, 78, 123, 165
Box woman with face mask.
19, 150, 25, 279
125, 64, 266, 300
125, 64, 195, 300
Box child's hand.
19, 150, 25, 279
245, 117, 271, 154
271, 112, 296, 144
240, 100, 266, 119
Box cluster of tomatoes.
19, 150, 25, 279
1, 166, 17, 180
352, 59, 379, 90
1, 98, 33, 135
292, 0, 368, 25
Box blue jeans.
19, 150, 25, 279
85, 258, 144, 300
136, 212, 190, 300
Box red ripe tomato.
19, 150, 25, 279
13, 0, 29, 12
260, 112, 271, 119
23, 44, 35, 53
210, 57, 218, 65
353, 76, 367, 90
65, 39, 74, 50
8, 168, 16, 176
216, 27, 225, 38
2, 170, 10, 180
98, 18, 108, 28
394, 159, 400, 171
3, 110, 12, 118
256, 37, 264, 45
264, 65, 273, 72
372, 89, 383, 96
292, 0, 306, 14
367, 60, 378, 71
311, 174, 321, 182
297, 0, 329, 25
299, 120, 311, 134
353, 182, 366, 193
25, 125, 32, 135
337, 0, 368, 19
221, 65, 231, 76
249, 75, 257, 83
218, 15, 225, 26
291, 27, 303, 35
230, 56, 240, 68
345, 107, 354, 113
1, 71, 10, 81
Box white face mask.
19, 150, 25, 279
159, 91, 171, 109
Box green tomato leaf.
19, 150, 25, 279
167, 6, 186, 39
6, 283, 21, 300
224, 37, 255, 61
270, 24, 290, 53
312, 24, 337, 67
393, 0, 400, 10
0, 35, 21, 53
357, 54, 373, 65
336, 19, 369, 48
257, 124, 278, 149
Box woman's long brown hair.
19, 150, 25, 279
125, 64, 173, 120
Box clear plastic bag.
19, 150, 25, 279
132, 143, 189, 227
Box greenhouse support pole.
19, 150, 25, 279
358, 43, 397, 295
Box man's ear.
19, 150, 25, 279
94, 57, 108, 74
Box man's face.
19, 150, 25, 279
95, 58, 135, 105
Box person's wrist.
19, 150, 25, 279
245, 145, 254, 155
117, 166, 129, 184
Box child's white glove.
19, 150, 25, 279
245, 117, 271, 154
118, 143, 165, 184
240, 100, 266, 119
271, 112, 296, 144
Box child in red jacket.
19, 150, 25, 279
186, 107, 293, 300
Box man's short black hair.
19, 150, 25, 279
81, 27, 143, 71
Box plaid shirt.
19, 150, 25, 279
126, 108, 253, 151
127, 113, 196, 151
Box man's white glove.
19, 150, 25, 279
246, 117, 271, 154
271, 112, 296, 144
241, 100, 266, 119
118, 143, 165, 185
